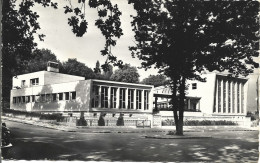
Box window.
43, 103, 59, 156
25, 96, 30, 103
136, 90, 142, 109
58, 93, 63, 100
21, 80, 26, 87
52, 94, 57, 101
101, 86, 108, 108
21, 96, 25, 103
40, 94, 45, 102
30, 78, 39, 86
46, 94, 51, 102
119, 88, 126, 109
17, 97, 21, 103
92, 85, 99, 107
71, 92, 76, 100
110, 88, 117, 108
13, 97, 17, 104
35, 95, 40, 102
144, 90, 149, 110
31, 95, 35, 102
128, 89, 134, 109
192, 83, 197, 90
65, 92, 70, 100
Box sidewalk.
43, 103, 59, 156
2, 116, 258, 134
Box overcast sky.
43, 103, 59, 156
33, 0, 158, 80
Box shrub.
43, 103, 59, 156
162, 119, 237, 126
116, 114, 124, 126
98, 114, 105, 126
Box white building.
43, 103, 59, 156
10, 62, 154, 124
154, 73, 248, 116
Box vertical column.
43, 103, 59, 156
239, 82, 242, 114
188, 99, 191, 110
221, 80, 224, 113
116, 87, 120, 109
215, 79, 218, 113
141, 90, 144, 110
225, 80, 228, 113
108, 86, 111, 108
230, 81, 233, 114
125, 88, 128, 109
98, 86, 101, 108
234, 82, 237, 114
133, 89, 136, 109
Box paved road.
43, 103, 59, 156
2, 120, 258, 162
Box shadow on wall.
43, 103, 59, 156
32, 85, 60, 112
64, 80, 91, 112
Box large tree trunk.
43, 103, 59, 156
174, 76, 186, 135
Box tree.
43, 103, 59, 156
2, 0, 123, 107
94, 61, 101, 74
102, 64, 113, 80
110, 64, 140, 83
61, 58, 95, 79
24, 48, 59, 73
141, 74, 169, 87
129, 1, 259, 135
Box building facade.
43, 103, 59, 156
10, 68, 154, 118
153, 73, 248, 116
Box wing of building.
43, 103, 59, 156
9, 62, 251, 127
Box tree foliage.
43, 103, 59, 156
23, 48, 59, 73
60, 58, 95, 79
110, 64, 140, 83
141, 74, 169, 87
129, 1, 259, 134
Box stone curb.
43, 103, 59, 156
144, 136, 212, 139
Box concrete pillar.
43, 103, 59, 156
108, 86, 111, 108
141, 90, 144, 110
221, 80, 223, 113
133, 89, 136, 109
188, 98, 191, 110
116, 87, 120, 109
230, 81, 233, 114
98, 86, 101, 108
125, 88, 128, 109
239, 82, 242, 113
234, 82, 237, 114
215, 79, 218, 113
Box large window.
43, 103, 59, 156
119, 88, 126, 109
46, 94, 51, 102
58, 93, 63, 100
65, 92, 70, 100
136, 90, 142, 109
52, 94, 57, 101
30, 78, 39, 86
25, 96, 30, 103
92, 85, 99, 107
13, 97, 17, 104
128, 89, 134, 109
110, 88, 117, 108
71, 92, 76, 100
144, 90, 149, 110
31, 95, 35, 102
101, 86, 108, 108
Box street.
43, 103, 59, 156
2, 120, 259, 162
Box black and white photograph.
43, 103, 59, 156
1, 0, 259, 162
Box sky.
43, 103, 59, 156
32, 0, 259, 112
33, 0, 158, 80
